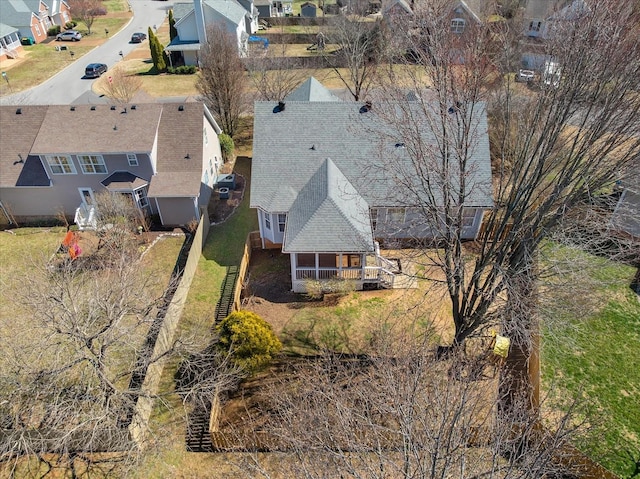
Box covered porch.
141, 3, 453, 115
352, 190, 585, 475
289, 248, 416, 293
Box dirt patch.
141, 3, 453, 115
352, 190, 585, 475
208, 171, 247, 224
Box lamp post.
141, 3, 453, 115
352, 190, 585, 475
1, 71, 11, 92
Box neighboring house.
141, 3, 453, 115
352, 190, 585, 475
300, 1, 317, 17
254, 0, 273, 18
250, 78, 493, 293
270, 0, 293, 16
0, 22, 23, 61
167, 0, 258, 65
0, 0, 55, 43
45, 0, 72, 28
0, 102, 224, 228
611, 176, 640, 240
520, 0, 588, 68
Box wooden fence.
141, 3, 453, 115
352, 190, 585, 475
232, 231, 261, 312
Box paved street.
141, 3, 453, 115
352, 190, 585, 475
0, 0, 173, 106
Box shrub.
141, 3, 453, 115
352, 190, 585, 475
65, 21, 77, 29
167, 65, 197, 74
48, 25, 61, 36
304, 278, 358, 300
217, 311, 282, 373
219, 133, 234, 162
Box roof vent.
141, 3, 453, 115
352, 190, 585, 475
184, 153, 191, 160
70, 106, 76, 111
110, 105, 116, 110
131, 104, 136, 110
273, 101, 286, 113
15, 108, 22, 115
178, 105, 184, 111
113, 124, 118, 131
310, 144, 316, 150
395, 142, 405, 148
360, 101, 372, 113
121, 107, 127, 114
90, 105, 96, 111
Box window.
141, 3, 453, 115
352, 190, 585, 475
387, 207, 405, 223
265, 213, 271, 230
203, 128, 208, 145
78, 155, 107, 174
451, 18, 465, 33
297, 253, 315, 268
127, 153, 138, 166
35, 24, 41, 36
462, 208, 476, 227
370, 208, 378, 230
278, 214, 286, 232
340, 254, 361, 268
135, 188, 149, 208
203, 170, 209, 185
528, 20, 542, 33
46, 155, 76, 174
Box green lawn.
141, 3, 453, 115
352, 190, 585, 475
541, 246, 640, 476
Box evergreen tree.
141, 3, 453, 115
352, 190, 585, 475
169, 9, 177, 41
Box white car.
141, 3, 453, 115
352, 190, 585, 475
516, 69, 535, 82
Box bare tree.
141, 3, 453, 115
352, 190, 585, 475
213, 328, 589, 479
246, 41, 310, 102
100, 66, 143, 104
197, 23, 249, 137
68, 0, 106, 35
323, 14, 385, 101
0, 194, 173, 476
359, 0, 639, 413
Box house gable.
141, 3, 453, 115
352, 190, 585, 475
284, 158, 374, 253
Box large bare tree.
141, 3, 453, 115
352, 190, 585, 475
100, 66, 143, 105
364, 0, 639, 410
68, 0, 106, 35
197, 23, 249, 138
0, 194, 173, 477
215, 328, 591, 478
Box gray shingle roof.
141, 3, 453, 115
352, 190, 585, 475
285, 77, 342, 102
0, 0, 37, 28
284, 158, 374, 253
0, 22, 20, 37
172, 2, 194, 22
251, 100, 493, 211
205, 0, 247, 25
101, 171, 147, 190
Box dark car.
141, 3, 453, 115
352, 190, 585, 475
56, 30, 82, 41
130, 32, 147, 43
85, 63, 107, 78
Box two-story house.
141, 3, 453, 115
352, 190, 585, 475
0, 0, 71, 44
250, 78, 494, 293
166, 0, 259, 65
0, 102, 224, 228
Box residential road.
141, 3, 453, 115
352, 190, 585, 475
0, 0, 173, 106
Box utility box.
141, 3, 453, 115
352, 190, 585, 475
219, 187, 230, 200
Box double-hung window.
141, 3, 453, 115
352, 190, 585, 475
451, 18, 465, 33
46, 155, 76, 174
278, 214, 286, 232
127, 153, 138, 166
78, 155, 107, 174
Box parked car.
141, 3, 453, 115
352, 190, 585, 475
516, 69, 535, 82
130, 32, 147, 43
85, 63, 108, 78
56, 30, 82, 41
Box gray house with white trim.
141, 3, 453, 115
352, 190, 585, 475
0, 102, 224, 228
250, 78, 494, 293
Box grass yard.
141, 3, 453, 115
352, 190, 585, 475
541, 245, 640, 477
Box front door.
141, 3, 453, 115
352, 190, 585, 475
78, 188, 95, 207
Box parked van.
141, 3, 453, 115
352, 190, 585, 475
542, 61, 561, 88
